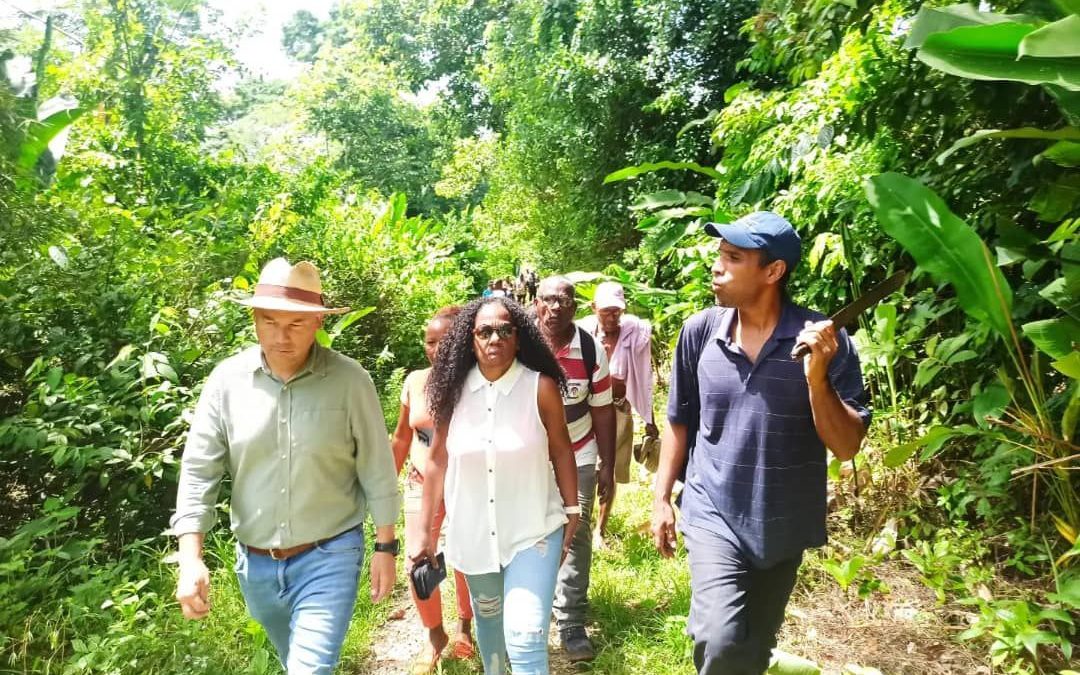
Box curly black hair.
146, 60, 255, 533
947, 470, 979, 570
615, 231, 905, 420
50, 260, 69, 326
426, 296, 567, 427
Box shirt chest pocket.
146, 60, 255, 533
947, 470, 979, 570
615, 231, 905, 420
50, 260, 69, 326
291, 409, 352, 457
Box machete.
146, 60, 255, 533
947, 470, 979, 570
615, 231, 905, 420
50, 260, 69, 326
791, 270, 908, 361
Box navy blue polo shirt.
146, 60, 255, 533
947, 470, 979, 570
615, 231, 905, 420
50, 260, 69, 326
668, 301, 871, 569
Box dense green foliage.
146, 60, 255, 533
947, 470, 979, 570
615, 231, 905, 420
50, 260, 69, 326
1, 0, 1077, 673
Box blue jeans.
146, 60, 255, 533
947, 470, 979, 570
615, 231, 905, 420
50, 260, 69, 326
234, 528, 364, 675
465, 527, 563, 674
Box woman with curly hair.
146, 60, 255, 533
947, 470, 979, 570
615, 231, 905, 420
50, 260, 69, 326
391, 305, 475, 673
409, 296, 581, 675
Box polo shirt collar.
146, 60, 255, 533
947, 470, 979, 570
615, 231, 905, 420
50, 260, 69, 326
713, 300, 803, 344
467, 359, 524, 394
558, 325, 581, 356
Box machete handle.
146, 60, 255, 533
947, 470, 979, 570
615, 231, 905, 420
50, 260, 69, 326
790, 342, 810, 361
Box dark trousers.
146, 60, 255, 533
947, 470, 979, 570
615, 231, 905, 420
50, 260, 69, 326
552, 464, 597, 629
683, 523, 802, 675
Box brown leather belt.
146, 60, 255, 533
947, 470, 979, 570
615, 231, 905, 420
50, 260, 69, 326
246, 542, 316, 560
246, 531, 343, 560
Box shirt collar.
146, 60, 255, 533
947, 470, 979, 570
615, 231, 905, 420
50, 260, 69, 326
466, 359, 524, 394
712, 300, 803, 344
559, 325, 582, 356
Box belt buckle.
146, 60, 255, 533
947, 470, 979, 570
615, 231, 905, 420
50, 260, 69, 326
269, 548, 284, 561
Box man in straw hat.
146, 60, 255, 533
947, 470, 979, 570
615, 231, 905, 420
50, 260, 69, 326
171, 258, 400, 674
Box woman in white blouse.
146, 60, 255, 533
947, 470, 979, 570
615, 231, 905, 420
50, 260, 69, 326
409, 297, 581, 674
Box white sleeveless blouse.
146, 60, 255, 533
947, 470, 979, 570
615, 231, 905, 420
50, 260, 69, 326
443, 360, 567, 574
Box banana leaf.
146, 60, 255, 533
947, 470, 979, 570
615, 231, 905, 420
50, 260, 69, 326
866, 173, 1013, 340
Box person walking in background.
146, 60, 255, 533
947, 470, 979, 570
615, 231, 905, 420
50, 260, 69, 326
391, 306, 475, 674
171, 258, 400, 675
409, 297, 581, 675
535, 276, 616, 662
578, 281, 658, 549
650, 212, 870, 675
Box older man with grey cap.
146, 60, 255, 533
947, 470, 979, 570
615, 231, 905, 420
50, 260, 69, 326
650, 212, 871, 674
578, 281, 658, 548
171, 258, 400, 674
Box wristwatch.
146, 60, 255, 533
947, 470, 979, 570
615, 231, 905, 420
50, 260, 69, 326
373, 539, 400, 557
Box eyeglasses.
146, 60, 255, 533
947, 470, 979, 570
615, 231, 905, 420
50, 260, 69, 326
538, 294, 575, 309
474, 323, 516, 341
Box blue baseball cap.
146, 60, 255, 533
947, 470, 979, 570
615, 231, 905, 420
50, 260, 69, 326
704, 211, 802, 273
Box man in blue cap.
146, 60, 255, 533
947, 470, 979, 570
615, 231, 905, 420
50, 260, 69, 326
650, 211, 871, 674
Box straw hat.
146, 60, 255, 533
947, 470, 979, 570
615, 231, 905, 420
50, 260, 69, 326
233, 258, 350, 315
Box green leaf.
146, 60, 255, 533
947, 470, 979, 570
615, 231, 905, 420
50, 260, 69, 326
973, 384, 1010, 427
45, 367, 62, 391
106, 345, 135, 370
1017, 16, 1080, 59
1063, 382, 1080, 442
1030, 174, 1080, 222
314, 329, 331, 348
654, 220, 695, 254
866, 173, 1014, 340
1052, 351, 1080, 379
885, 425, 963, 467
603, 160, 723, 184
1021, 317, 1080, 359
1052, 0, 1080, 16
16, 106, 86, 171
1018, 629, 1057, 657
904, 4, 1023, 50
1046, 84, 1080, 122
1040, 274, 1080, 321
917, 23, 1080, 91
630, 190, 688, 211
937, 126, 1080, 164
139, 353, 177, 382
766, 650, 821, 675
1039, 141, 1080, 167
329, 307, 376, 340
724, 81, 751, 104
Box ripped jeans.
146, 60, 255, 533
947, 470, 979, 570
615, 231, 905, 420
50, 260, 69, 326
464, 527, 563, 674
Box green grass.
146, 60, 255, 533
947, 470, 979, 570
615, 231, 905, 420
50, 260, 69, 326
2, 481, 698, 675
587, 484, 694, 674
405, 481, 695, 675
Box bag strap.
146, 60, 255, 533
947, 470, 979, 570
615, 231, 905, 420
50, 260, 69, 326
578, 326, 597, 394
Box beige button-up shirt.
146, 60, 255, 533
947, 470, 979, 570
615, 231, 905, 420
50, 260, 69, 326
170, 344, 399, 548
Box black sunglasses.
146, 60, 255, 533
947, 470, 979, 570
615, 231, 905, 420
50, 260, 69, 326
474, 323, 517, 341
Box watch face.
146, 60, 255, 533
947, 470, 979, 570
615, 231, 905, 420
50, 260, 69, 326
376, 539, 400, 555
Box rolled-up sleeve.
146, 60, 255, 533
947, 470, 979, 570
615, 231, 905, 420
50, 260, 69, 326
170, 370, 228, 536
351, 370, 400, 527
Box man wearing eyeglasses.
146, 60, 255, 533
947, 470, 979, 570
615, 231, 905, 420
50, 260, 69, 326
535, 276, 617, 662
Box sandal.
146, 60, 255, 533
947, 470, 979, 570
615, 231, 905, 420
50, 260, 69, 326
448, 633, 476, 660
409, 645, 441, 675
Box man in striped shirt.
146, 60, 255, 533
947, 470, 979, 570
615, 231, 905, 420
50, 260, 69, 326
536, 276, 616, 662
